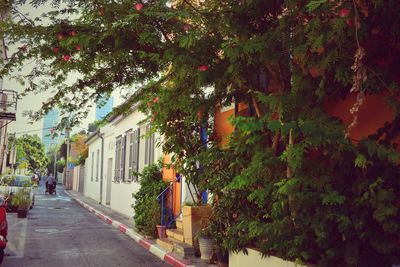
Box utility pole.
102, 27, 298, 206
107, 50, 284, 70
10, 132, 16, 174
53, 143, 57, 180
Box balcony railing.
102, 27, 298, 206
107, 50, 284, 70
0, 89, 18, 121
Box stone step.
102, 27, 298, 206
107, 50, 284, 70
166, 228, 184, 242
176, 219, 183, 230
156, 238, 174, 253
157, 238, 196, 259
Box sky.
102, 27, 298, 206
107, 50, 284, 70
3, 3, 123, 139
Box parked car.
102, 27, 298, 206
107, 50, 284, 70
0, 175, 35, 211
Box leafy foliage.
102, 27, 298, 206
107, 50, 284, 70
1, 0, 400, 266
15, 134, 49, 171
132, 161, 168, 237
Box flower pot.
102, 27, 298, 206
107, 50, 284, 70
17, 209, 28, 218
216, 249, 229, 267
198, 236, 214, 261
156, 225, 167, 238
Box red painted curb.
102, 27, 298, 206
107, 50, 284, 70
105, 217, 113, 224
139, 239, 152, 250
164, 254, 189, 267
118, 224, 128, 233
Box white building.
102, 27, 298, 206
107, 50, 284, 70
85, 107, 161, 217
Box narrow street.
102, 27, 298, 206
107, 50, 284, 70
3, 183, 168, 267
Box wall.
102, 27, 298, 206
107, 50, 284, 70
324, 92, 400, 144
100, 110, 164, 217
85, 135, 102, 202
229, 248, 308, 267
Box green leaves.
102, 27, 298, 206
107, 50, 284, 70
321, 191, 346, 206
306, 0, 328, 12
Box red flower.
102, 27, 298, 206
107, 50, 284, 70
198, 65, 208, 71
63, 55, 71, 61
75, 44, 81, 51
339, 8, 350, 18
19, 46, 27, 52
346, 19, 353, 27
135, 3, 143, 11
53, 47, 59, 54
153, 96, 159, 103
183, 24, 190, 31
57, 33, 65, 40
69, 30, 77, 36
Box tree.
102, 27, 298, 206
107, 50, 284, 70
1, 1, 400, 266
70, 133, 88, 165
15, 134, 49, 172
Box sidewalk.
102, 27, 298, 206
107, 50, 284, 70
64, 190, 213, 267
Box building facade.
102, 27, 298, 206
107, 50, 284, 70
42, 108, 60, 151
85, 107, 161, 217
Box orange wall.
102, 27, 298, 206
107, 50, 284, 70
214, 105, 235, 146
162, 154, 181, 217
324, 92, 399, 143
213, 94, 399, 146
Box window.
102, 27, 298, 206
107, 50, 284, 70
145, 125, 155, 166
91, 151, 94, 181
128, 129, 140, 182
96, 149, 100, 182
114, 136, 122, 182
121, 135, 127, 181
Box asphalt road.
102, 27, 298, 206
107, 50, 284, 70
3, 183, 168, 267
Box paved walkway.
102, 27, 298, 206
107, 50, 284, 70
65, 190, 215, 267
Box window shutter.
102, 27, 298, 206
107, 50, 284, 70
136, 128, 140, 178
127, 131, 134, 182
145, 125, 149, 165
149, 132, 155, 165
120, 135, 126, 181
114, 137, 121, 182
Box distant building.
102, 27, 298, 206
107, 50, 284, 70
95, 96, 113, 121
42, 108, 60, 151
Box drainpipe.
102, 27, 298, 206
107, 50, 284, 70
97, 130, 105, 205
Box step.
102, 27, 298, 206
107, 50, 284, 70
157, 238, 196, 258
166, 228, 185, 242
156, 238, 174, 253
176, 219, 183, 230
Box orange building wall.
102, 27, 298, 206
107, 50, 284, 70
213, 94, 399, 146
162, 154, 181, 217
214, 105, 235, 146
324, 92, 399, 143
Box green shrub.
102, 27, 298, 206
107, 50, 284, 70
132, 160, 168, 237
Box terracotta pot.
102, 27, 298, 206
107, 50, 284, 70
198, 236, 214, 261
17, 209, 28, 218
156, 225, 167, 238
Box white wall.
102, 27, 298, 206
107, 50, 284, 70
85, 135, 102, 202
230, 248, 308, 267
99, 109, 163, 217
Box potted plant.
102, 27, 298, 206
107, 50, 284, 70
215, 245, 229, 267
11, 188, 31, 218
197, 226, 214, 262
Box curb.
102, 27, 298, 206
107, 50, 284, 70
64, 191, 194, 267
